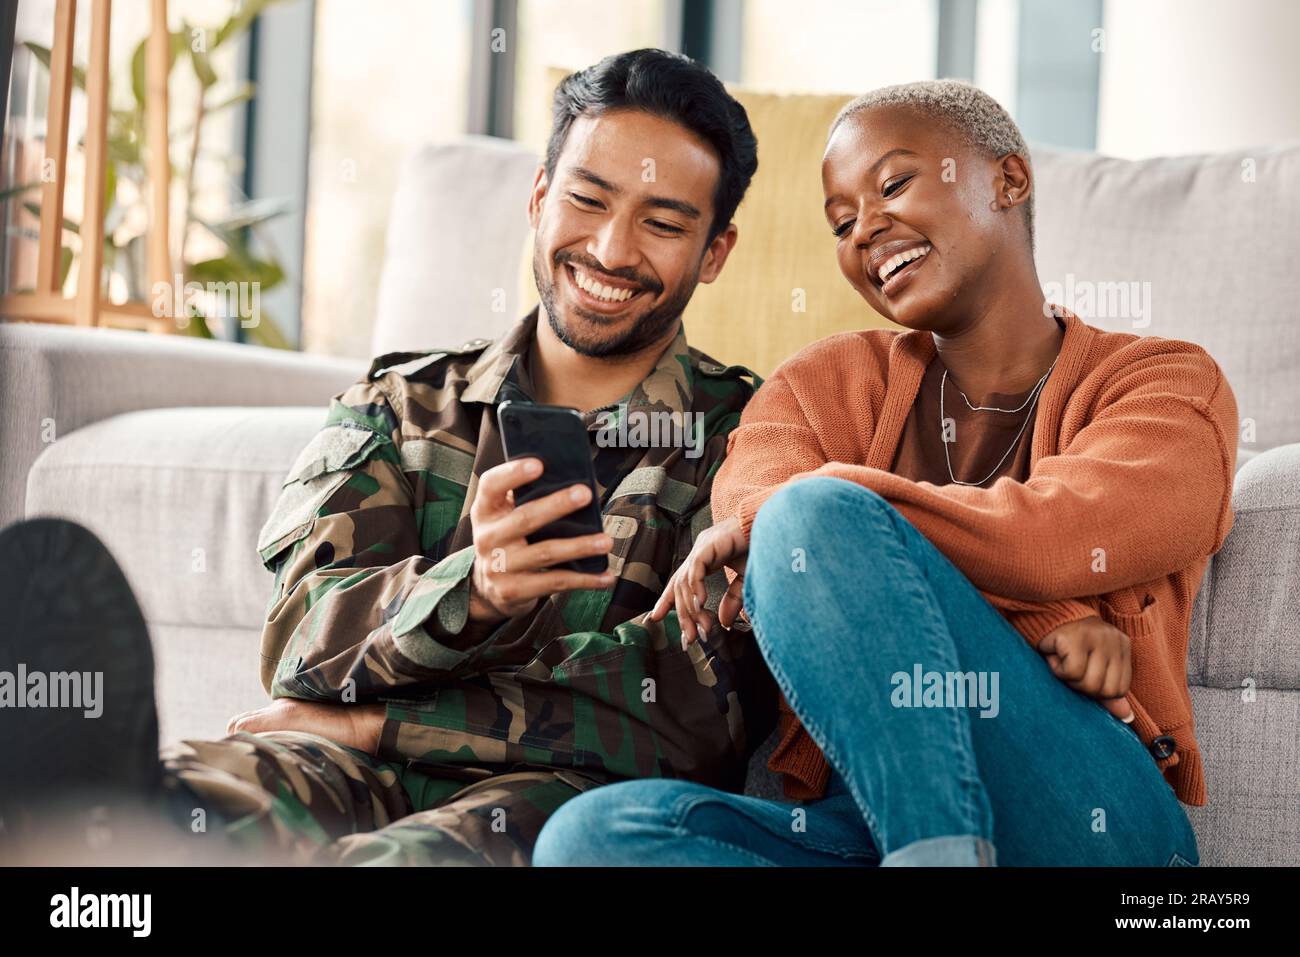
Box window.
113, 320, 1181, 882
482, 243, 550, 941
512, 0, 667, 152
300, 0, 473, 358
740, 0, 939, 95
2, 0, 247, 332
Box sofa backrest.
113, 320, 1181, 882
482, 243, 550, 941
1033, 142, 1300, 455
371, 135, 541, 358
373, 109, 1299, 458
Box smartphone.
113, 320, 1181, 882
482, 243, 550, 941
496, 400, 607, 574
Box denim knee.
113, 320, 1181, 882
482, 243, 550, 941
750, 477, 893, 563
745, 477, 898, 616
532, 779, 688, 867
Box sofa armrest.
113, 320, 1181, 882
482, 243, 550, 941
1190, 442, 1300, 690
0, 322, 366, 528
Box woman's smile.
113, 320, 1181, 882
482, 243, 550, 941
870, 240, 933, 297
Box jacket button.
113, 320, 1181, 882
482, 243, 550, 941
1150, 735, 1177, 760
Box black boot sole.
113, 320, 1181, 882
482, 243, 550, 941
0, 518, 161, 831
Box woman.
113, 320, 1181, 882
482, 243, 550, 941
532, 80, 1236, 867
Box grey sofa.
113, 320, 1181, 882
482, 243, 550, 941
2, 135, 1296, 865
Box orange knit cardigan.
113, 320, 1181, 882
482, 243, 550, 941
713, 309, 1237, 807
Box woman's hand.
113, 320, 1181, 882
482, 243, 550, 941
1037, 616, 1134, 722
650, 515, 750, 649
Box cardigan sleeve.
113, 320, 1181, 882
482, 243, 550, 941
714, 366, 1108, 646
806, 348, 1238, 603
983, 594, 1101, 648
712, 366, 833, 535
717, 340, 1236, 608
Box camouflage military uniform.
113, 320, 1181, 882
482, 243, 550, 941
159, 308, 778, 865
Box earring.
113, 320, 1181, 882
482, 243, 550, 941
1005, 192, 1013, 204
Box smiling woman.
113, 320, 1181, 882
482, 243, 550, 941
822, 81, 1037, 343
535, 78, 1238, 870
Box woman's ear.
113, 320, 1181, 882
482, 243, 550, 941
999, 152, 1032, 208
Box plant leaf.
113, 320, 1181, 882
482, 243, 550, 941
22, 200, 76, 233
203, 83, 256, 117
59, 246, 74, 287
208, 196, 293, 232
187, 30, 219, 89
188, 255, 284, 290
178, 306, 217, 339
23, 42, 86, 89
129, 37, 148, 108
243, 308, 293, 350
214, 0, 291, 48
129, 31, 190, 108
0, 181, 42, 200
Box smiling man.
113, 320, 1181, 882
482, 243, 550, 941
0, 49, 777, 866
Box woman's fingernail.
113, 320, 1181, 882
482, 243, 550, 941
1121, 712, 1135, 724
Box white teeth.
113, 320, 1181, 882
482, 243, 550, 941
572, 267, 636, 302
878, 244, 931, 283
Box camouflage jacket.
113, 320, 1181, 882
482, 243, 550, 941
255, 308, 777, 792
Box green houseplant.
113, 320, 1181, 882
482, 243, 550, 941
7, 0, 293, 347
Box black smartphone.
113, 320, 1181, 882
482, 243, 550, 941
496, 400, 607, 574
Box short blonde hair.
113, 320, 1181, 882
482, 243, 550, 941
831, 79, 1034, 249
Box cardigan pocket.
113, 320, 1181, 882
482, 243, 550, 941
1098, 592, 1191, 763
1098, 591, 1161, 638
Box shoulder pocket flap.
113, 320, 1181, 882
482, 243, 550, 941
256, 426, 382, 566
283, 424, 381, 487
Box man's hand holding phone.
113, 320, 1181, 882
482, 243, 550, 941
468, 457, 615, 625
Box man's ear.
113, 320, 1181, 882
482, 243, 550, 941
527, 164, 549, 229
698, 222, 739, 285
998, 152, 1032, 209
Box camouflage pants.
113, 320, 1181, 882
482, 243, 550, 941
159, 731, 593, 866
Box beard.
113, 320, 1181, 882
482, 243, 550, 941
534, 246, 697, 358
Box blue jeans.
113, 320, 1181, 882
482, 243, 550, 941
533, 477, 1200, 867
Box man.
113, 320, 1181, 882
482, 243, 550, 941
0, 48, 776, 866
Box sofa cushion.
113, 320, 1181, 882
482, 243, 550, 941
150, 623, 268, 746
0, 322, 363, 532
1033, 143, 1300, 452
25, 406, 326, 633
1184, 686, 1300, 866
1191, 442, 1300, 690
371, 136, 542, 358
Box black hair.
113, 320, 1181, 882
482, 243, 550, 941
545, 48, 758, 243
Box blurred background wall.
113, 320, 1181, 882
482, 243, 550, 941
4, 0, 1296, 359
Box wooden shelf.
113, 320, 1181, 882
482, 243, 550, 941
6, 0, 172, 334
